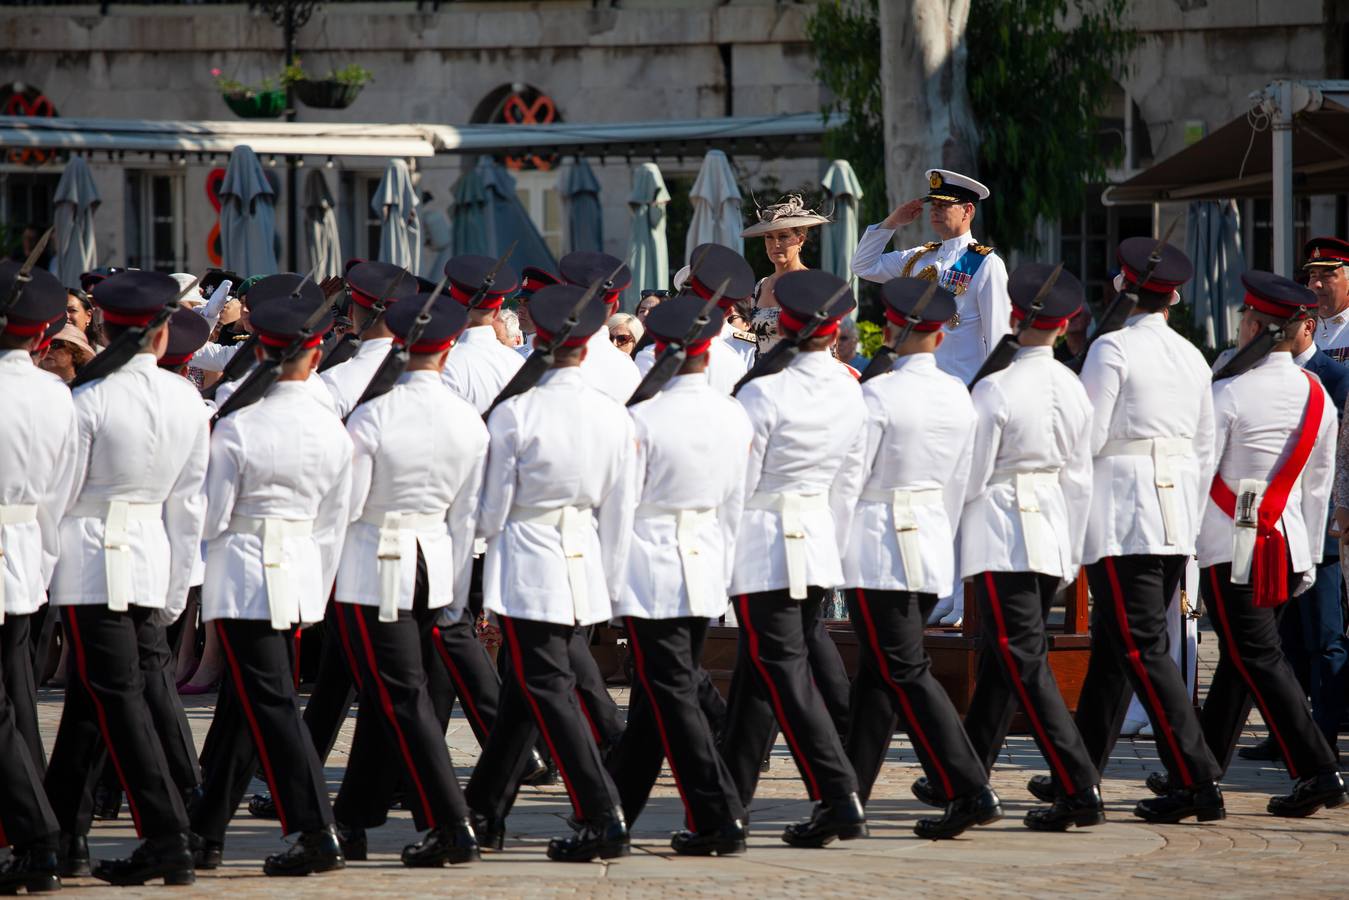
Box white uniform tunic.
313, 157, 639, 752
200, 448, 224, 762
320, 337, 391, 419
189, 340, 241, 372
213, 367, 338, 416
961, 345, 1094, 580
1198, 352, 1335, 589
730, 351, 867, 597
52, 354, 209, 621
478, 367, 634, 627
338, 370, 488, 621
0, 351, 78, 616
633, 321, 749, 396
440, 324, 526, 414
1079, 312, 1216, 564
842, 352, 975, 596
581, 328, 641, 403
618, 372, 753, 619
1315, 307, 1349, 361
201, 381, 352, 625
851, 226, 1010, 383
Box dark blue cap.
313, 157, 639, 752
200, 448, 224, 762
643, 292, 723, 350
386, 293, 469, 353
1116, 237, 1192, 295
161, 307, 212, 367
774, 269, 855, 333
0, 261, 67, 337
879, 277, 957, 332
1008, 263, 1084, 329
443, 255, 520, 309
685, 244, 755, 306
559, 251, 631, 305
92, 271, 180, 326
346, 261, 418, 310
1240, 270, 1316, 320
529, 283, 609, 347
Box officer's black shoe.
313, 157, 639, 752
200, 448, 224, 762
1024, 786, 1106, 831
91, 783, 121, 821
1133, 781, 1225, 824
914, 786, 1003, 840
782, 793, 869, 848
56, 835, 89, 879
91, 832, 195, 886
1267, 771, 1349, 818
670, 819, 747, 856
1027, 774, 1057, 803
1237, 736, 1282, 762
334, 823, 367, 862
521, 752, 557, 787
546, 809, 630, 862
188, 832, 222, 870
0, 845, 60, 894
1146, 771, 1171, 797
469, 811, 505, 852
181, 785, 203, 819
401, 821, 481, 867
911, 777, 945, 808
262, 826, 344, 877
246, 793, 279, 820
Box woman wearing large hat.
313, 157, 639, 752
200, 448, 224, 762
741, 195, 831, 358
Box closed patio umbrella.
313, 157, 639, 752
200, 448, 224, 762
623, 162, 670, 312
52, 155, 100, 289
685, 149, 742, 263
219, 145, 277, 276
373, 158, 421, 273
303, 168, 343, 280
562, 157, 604, 255
821, 159, 864, 297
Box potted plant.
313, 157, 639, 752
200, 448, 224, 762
212, 68, 287, 119
283, 61, 373, 110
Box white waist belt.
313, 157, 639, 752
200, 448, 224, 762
230, 515, 314, 630
358, 509, 448, 623
1099, 437, 1192, 546
989, 470, 1060, 574
636, 504, 717, 610
509, 505, 596, 621
0, 504, 37, 624
69, 500, 163, 613
860, 487, 943, 587
745, 491, 830, 600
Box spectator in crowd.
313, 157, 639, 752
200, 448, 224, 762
836, 317, 868, 370
1055, 305, 1092, 362
607, 312, 643, 357
495, 307, 523, 349
66, 288, 106, 350
636, 289, 667, 321
36, 322, 95, 383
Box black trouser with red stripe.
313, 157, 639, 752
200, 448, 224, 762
963, 572, 1098, 796
0, 612, 58, 850
2, 613, 44, 772
431, 616, 500, 745
191, 619, 333, 843
299, 599, 357, 764
720, 589, 859, 808
844, 588, 986, 804
606, 616, 744, 831
569, 625, 626, 751
1199, 563, 1339, 780
464, 616, 620, 824
44, 606, 189, 840
1074, 555, 1220, 787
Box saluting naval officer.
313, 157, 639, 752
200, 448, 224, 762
45, 271, 208, 887
0, 261, 74, 894
718, 269, 869, 848
840, 277, 1002, 840
189, 274, 350, 877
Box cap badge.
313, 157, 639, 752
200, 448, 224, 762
929, 172, 943, 190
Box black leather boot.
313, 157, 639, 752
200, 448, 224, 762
1026, 774, 1057, 803
0, 845, 60, 894
1267, 771, 1349, 818
470, 810, 505, 852
188, 832, 222, 870
546, 808, 630, 862
781, 793, 869, 848
56, 834, 89, 878
262, 825, 345, 877
1237, 735, 1282, 761
91, 782, 122, 821
247, 793, 279, 820
670, 819, 747, 856
914, 786, 1003, 839
911, 777, 944, 808
520, 751, 556, 787
1145, 771, 1170, 797
1024, 786, 1106, 831
334, 823, 367, 862
1133, 781, 1225, 824
91, 832, 195, 886
401, 820, 481, 867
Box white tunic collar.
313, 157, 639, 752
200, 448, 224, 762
459, 325, 498, 345
940, 231, 974, 253
890, 352, 938, 373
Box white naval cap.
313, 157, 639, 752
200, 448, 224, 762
924, 169, 991, 203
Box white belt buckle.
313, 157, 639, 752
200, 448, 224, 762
103, 501, 133, 613
376, 512, 404, 623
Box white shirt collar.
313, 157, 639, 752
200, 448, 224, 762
940, 231, 974, 252
0, 349, 33, 368
1256, 350, 1295, 369
890, 352, 937, 373
1014, 344, 1054, 360
460, 325, 499, 344
356, 336, 393, 357
1294, 344, 1317, 367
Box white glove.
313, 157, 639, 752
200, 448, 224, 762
197, 279, 234, 330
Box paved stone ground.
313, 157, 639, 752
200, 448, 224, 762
22, 626, 1349, 898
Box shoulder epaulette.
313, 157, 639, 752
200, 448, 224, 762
969, 243, 994, 256
731, 330, 757, 345
922, 241, 941, 252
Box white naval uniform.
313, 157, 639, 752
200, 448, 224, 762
441, 324, 526, 414
1315, 307, 1349, 361
320, 336, 392, 419
632, 321, 750, 396
617, 372, 753, 619
189, 340, 241, 372
478, 367, 635, 627
730, 351, 867, 597
1079, 312, 1216, 565
580, 328, 641, 404
212, 367, 339, 416
1197, 352, 1335, 591
843, 353, 974, 596
338, 370, 488, 621
0, 351, 78, 617
851, 226, 1010, 383
201, 381, 352, 626
960, 345, 1093, 581
51, 355, 209, 622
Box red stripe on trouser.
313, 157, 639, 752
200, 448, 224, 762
576, 689, 602, 744
0, 811, 7, 847
216, 622, 291, 834
736, 594, 822, 800
1103, 557, 1193, 787
65, 610, 145, 835
1206, 568, 1300, 779
431, 626, 490, 738
626, 618, 694, 831
293, 627, 302, 692
334, 605, 364, 691
347, 604, 437, 828
853, 588, 954, 799
982, 573, 1077, 795
501, 617, 584, 818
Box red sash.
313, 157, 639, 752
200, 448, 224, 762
1209, 369, 1325, 607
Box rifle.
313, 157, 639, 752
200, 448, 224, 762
1212, 308, 1306, 381
0, 226, 54, 333
70, 274, 201, 389
731, 281, 854, 396
859, 280, 942, 384
345, 270, 453, 419
968, 262, 1064, 390
316, 268, 410, 373
626, 277, 731, 406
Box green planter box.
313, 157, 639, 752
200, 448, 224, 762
222, 90, 287, 119
294, 79, 363, 110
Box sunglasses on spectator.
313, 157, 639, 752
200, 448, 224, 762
640, 290, 669, 299
611, 334, 635, 347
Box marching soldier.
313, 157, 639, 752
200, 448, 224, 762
189, 275, 349, 877
840, 277, 1002, 839
558, 251, 641, 403
320, 260, 417, 418
512, 266, 559, 358
439, 254, 523, 412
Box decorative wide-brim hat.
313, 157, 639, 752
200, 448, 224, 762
741, 194, 832, 238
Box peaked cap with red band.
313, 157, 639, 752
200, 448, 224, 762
443, 254, 520, 310
79, 266, 128, 294
879, 276, 957, 332
159, 307, 212, 368
684, 243, 755, 308
775, 269, 855, 337
1240, 270, 1316, 320
1302, 236, 1349, 270
643, 292, 723, 358
1116, 236, 1192, 297
91, 270, 180, 327
387, 292, 469, 355
558, 251, 631, 307
519, 265, 560, 300
246, 274, 331, 350
1008, 262, 1084, 330
0, 260, 66, 337
529, 283, 609, 348
345, 260, 418, 311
